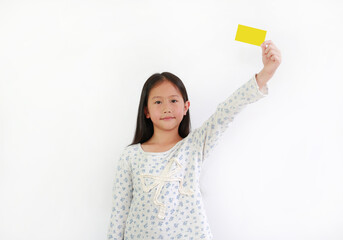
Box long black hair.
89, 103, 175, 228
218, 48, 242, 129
128, 72, 191, 147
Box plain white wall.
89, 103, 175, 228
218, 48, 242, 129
1, 0, 342, 239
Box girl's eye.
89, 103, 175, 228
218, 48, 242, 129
154, 100, 178, 104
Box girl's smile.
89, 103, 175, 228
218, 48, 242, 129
161, 117, 175, 120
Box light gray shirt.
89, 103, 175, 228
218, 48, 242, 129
107, 74, 268, 240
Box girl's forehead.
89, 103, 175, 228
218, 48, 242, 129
149, 81, 182, 98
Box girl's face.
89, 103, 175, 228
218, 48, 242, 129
144, 80, 190, 134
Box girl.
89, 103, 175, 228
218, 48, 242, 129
107, 40, 281, 239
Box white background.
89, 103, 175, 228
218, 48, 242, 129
1, 0, 342, 239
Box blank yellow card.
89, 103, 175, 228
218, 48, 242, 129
235, 24, 267, 46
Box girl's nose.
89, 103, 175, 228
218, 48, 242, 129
163, 104, 172, 113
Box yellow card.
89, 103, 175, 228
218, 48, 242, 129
235, 24, 267, 46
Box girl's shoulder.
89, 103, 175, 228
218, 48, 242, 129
124, 143, 138, 152
119, 144, 138, 157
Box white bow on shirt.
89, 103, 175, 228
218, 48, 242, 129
140, 157, 194, 219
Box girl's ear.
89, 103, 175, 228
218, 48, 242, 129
184, 101, 190, 115
144, 106, 150, 118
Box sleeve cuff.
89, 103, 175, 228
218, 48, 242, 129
253, 74, 269, 96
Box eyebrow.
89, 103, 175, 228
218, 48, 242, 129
152, 95, 180, 99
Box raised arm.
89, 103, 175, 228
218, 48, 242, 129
107, 148, 133, 240
195, 40, 281, 162
195, 74, 268, 162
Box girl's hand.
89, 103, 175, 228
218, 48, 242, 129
261, 40, 282, 77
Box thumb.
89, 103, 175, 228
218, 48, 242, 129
261, 41, 266, 52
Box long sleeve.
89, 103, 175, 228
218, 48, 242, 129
195, 74, 269, 162
107, 148, 133, 240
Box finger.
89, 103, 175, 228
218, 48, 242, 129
265, 41, 279, 53
264, 43, 278, 55
265, 45, 272, 55
261, 42, 267, 52
262, 40, 272, 45
271, 54, 281, 63
267, 49, 275, 59
274, 54, 282, 64
267, 52, 280, 62
261, 40, 270, 48
263, 40, 273, 48
267, 47, 281, 58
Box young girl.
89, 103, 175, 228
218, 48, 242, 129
107, 40, 281, 239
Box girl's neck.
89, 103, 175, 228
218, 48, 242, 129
145, 133, 183, 146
